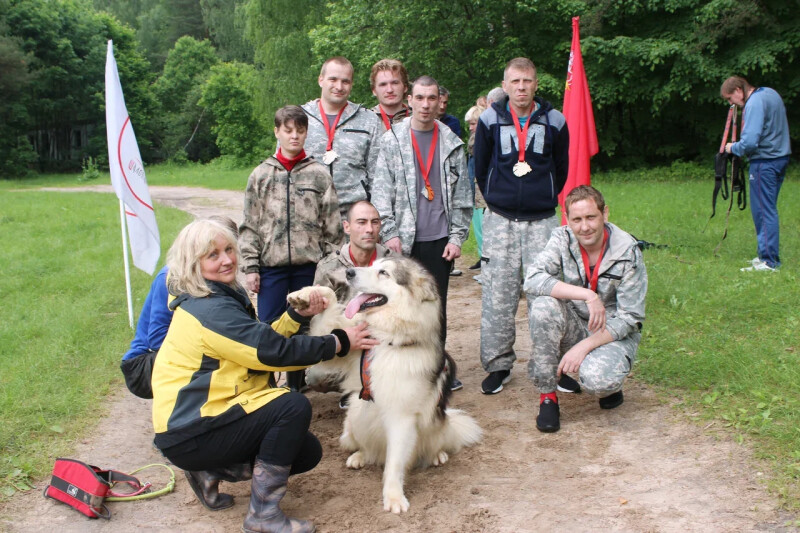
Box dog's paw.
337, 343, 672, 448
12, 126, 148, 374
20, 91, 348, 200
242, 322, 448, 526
286, 286, 314, 311
431, 450, 449, 466
383, 490, 410, 514
346, 451, 366, 469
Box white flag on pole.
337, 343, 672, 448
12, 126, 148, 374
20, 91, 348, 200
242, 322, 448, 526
105, 40, 160, 275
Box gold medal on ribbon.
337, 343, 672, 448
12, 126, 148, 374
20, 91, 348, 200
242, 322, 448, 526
322, 150, 338, 165
513, 161, 532, 177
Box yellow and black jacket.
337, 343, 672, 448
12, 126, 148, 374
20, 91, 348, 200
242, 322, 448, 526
152, 281, 336, 449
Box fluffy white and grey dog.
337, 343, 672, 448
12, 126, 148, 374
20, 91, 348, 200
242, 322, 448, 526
287, 257, 481, 513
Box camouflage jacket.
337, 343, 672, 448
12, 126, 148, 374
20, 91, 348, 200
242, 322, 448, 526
239, 156, 344, 272
301, 100, 382, 214
313, 242, 398, 303
524, 222, 647, 341
372, 118, 472, 255
371, 104, 410, 133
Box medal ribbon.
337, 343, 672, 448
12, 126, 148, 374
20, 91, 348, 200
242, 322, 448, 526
509, 105, 534, 162
410, 124, 439, 201
579, 228, 609, 292
349, 246, 377, 267
318, 100, 346, 151
378, 106, 392, 130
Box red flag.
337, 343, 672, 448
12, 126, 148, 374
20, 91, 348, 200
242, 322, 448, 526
559, 16, 599, 224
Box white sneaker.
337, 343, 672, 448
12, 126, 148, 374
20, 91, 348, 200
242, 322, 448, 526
473, 275, 483, 284
741, 261, 777, 272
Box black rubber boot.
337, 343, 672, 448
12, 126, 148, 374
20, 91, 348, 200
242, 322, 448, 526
184, 470, 234, 511
242, 459, 315, 533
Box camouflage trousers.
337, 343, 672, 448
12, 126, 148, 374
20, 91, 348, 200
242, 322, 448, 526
480, 210, 558, 372
528, 296, 640, 396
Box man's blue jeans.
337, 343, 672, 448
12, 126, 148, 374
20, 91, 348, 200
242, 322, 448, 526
749, 156, 789, 268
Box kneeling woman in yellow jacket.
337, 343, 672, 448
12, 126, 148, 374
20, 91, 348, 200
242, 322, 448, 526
152, 218, 376, 533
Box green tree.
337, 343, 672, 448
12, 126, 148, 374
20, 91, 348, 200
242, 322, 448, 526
98, 0, 208, 69
0, 19, 36, 177
200, 0, 252, 63
2, 0, 155, 172
152, 36, 220, 162
244, 0, 328, 121
580, 0, 800, 166
199, 61, 269, 163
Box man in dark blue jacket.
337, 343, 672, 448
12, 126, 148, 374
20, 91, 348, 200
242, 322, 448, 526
474, 57, 570, 395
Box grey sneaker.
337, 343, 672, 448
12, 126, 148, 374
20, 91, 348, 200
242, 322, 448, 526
741, 260, 777, 272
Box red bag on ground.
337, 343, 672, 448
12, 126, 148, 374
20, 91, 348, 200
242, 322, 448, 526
43, 458, 146, 519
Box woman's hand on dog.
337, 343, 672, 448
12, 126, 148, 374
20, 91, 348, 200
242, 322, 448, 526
344, 322, 379, 351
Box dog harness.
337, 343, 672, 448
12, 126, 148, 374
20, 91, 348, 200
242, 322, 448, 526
358, 349, 375, 401
358, 345, 450, 405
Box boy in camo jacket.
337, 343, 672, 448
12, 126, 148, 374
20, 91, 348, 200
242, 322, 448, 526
239, 105, 344, 325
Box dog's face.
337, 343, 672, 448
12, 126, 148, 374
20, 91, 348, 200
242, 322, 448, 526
344, 257, 440, 322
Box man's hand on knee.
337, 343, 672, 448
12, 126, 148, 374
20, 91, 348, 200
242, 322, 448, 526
558, 344, 590, 376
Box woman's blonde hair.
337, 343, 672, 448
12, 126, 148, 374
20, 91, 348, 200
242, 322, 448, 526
464, 105, 485, 123
166, 218, 240, 298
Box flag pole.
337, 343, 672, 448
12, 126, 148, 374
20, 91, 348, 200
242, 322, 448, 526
119, 198, 135, 329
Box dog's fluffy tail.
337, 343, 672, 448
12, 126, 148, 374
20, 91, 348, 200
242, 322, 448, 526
443, 409, 482, 451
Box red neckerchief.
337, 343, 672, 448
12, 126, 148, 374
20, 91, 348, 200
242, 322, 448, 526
318, 100, 346, 151
349, 246, 377, 267
275, 148, 306, 171
579, 228, 609, 292
410, 124, 439, 201
509, 104, 535, 163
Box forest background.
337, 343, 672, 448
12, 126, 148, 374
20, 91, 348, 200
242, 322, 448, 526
1, 0, 798, 178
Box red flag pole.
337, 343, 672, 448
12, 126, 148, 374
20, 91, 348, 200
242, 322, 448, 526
559, 16, 599, 224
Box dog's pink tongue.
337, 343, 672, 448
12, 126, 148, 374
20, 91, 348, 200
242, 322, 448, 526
345, 293, 371, 319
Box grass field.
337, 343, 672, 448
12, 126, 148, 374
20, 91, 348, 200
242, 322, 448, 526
1, 162, 799, 506
0, 189, 191, 497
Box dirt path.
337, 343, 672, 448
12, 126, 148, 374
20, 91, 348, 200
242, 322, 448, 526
2, 186, 795, 532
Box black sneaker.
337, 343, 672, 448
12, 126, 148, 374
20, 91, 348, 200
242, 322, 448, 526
536, 398, 560, 432
481, 370, 511, 394
468, 260, 481, 271
338, 392, 352, 410
599, 391, 624, 409
556, 374, 581, 394
451, 377, 463, 391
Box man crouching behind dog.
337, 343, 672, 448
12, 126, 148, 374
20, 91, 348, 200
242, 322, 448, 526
314, 200, 398, 304
524, 186, 647, 433
312, 200, 399, 406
